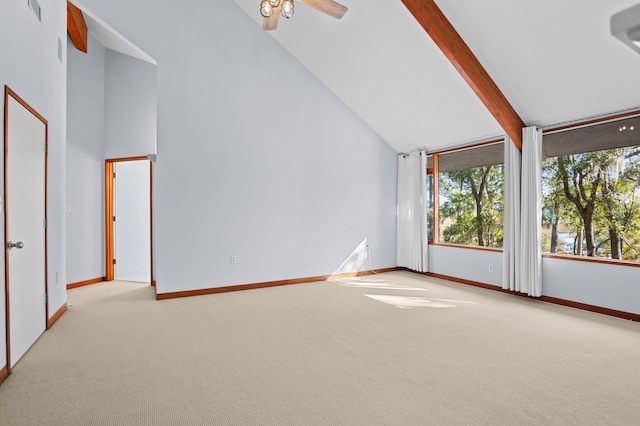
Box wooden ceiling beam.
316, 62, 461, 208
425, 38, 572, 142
401, 0, 525, 149
67, 1, 88, 53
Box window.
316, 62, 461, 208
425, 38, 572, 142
426, 174, 434, 240
436, 142, 505, 248
542, 115, 640, 261
426, 159, 434, 241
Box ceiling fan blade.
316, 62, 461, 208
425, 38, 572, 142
298, 0, 348, 19
263, 4, 282, 30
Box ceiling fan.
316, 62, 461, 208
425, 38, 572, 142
259, 0, 348, 31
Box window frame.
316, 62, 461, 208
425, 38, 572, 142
424, 109, 640, 263
428, 138, 506, 252
540, 109, 640, 267
542, 252, 640, 268
427, 153, 440, 244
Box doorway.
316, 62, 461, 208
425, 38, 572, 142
3, 87, 48, 370
105, 157, 153, 283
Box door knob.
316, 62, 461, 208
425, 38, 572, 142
8, 241, 24, 250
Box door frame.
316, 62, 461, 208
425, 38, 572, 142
105, 157, 154, 285
3, 86, 49, 374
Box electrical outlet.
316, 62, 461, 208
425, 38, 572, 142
230, 255, 237, 264
488, 264, 494, 273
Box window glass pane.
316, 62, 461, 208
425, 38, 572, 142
543, 116, 640, 158
439, 143, 504, 172
426, 155, 433, 169
542, 116, 640, 261
438, 142, 504, 248
542, 146, 640, 260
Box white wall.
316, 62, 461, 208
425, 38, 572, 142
543, 258, 640, 315
0, 0, 67, 369
104, 50, 157, 159
429, 245, 503, 287
76, 0, 398, 295
428, 244, 640, 316
114, 160, 150, 282
66, 34, 106, 284
67, 40, 157, 285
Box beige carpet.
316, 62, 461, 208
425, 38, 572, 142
1, 271, 639, 425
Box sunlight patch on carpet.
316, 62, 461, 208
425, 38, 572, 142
364, 294, 478, 309
332, 277, 429, 292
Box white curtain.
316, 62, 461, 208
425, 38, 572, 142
519, 127, 543, 296
502, 136, 521, 292
397, 151, 429, 272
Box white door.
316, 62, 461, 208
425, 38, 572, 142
114, 160, 150, 282
6, 94, 47, 368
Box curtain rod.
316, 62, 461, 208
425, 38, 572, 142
398, 151, 427, 158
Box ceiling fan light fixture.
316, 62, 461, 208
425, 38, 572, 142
628, 25, 640, 43
259, 0, 346, 30
627, 25, 640, 43
260, 0, 274, 18
281, 0, 294, 19
611, 4, 640, 55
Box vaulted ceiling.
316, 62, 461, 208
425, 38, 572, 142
233, 0, 640, 154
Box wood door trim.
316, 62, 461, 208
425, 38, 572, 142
3, 86, 49, 375
44, 99, 49, 329
110, 156, 149, 162
2, 86, 8, 375
105, 157, 154, 284
105, 161, 114, 281
150, 161, 154, 286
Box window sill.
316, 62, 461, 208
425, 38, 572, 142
542, 253, 640, 268
429, 242, 503, 253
